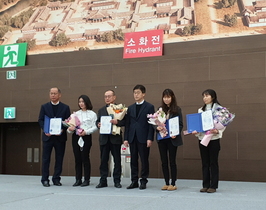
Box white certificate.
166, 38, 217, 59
49, 118, 62, 135
201, 110, 214, 131
168, 116, 179, 137
100, 116, 112, 134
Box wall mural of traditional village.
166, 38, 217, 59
0, 0, 265, 54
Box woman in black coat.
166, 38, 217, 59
156, 89, 183, 191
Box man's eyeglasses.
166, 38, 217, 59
104, 95, 113, 98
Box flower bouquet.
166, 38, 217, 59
201, 107, 235, 146
107, 104, 127, 135
63, 112, 84, 135
147, 108, 168, 138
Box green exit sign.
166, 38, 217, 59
4, 107, 16, 119
6, 70, 16, 79
0, 43, 27, 68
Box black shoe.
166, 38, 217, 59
139, 183, 146, 190
53, 181, 62, 186
80, 180, 90, 187
96, 183, 108, 188
42, 181, 50, 187
127, 182, 139, 189
73, 180, 82, 187
114, 183, 122, 188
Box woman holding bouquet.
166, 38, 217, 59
192, 89, 225, 193
67, 95, 97, 187
157, 89, 183, 191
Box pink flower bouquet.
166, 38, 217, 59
147, 108, 168, 138
63, 112, 84, 135
201, 107, 235, 146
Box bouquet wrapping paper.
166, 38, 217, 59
107, 104, 127, 135
147, 108, 168, 138
201, 107, 235, 146
63, 112, 84, 135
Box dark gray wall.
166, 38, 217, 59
1, 34, 266, 182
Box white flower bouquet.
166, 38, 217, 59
107, 104, 127, 135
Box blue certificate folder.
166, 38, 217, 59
44, 115, 62, 134
186, 111, 213, 133
44, 115, 51, 134
157, 116, 180, 140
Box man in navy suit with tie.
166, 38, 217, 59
38, 87, 71, 187
124, 84, 155, 190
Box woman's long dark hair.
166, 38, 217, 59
201, 89, 221, 111
161, 89, 179, 115
78, 95, 93, 110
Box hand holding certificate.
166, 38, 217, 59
44, 115, 62, 135
147, 108, 180, 140
100, 116, 112, 134
185, 107, 235, 146
157, 117, 180, 140
168, 117, 180, 137
186, 110, 213, 133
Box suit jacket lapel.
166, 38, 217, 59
103, 107, 109, 116
132, 103, 137, 118
47, 102, 54, 117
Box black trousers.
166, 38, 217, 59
41, 136, 66, 183
129, 136, 150, 184
199, 139, 220, 189
72, 134, 92, 181
157, 138, 178, 186
99, 139, 121, 184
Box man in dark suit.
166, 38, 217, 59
124, 84, 155, 190
96, 90, 125, 188
38, 87, 71, 187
